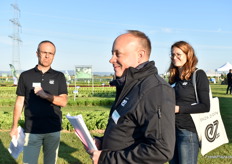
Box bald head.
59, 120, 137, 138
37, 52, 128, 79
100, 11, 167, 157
110, 30, 151, 77
124, 30, 151, 58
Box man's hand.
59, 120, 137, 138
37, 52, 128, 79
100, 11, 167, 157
34, 87, 48, 99
89, 150, 102, 164
93, 137, 102, 150
10, 127, 19, 139
84, 137, 102, 164
175, 105, 180, 113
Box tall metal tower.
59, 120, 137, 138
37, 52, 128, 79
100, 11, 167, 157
9, 3, 22, 74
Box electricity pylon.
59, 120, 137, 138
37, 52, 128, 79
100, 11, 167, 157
9, 3, 22, 74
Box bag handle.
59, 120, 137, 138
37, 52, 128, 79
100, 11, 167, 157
192, 69, 212, 103
192, 69, 200, 103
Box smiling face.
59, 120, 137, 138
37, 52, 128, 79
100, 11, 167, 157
109, 34, 144, 77
37, 42, 56, 69
171, 46, 187, 69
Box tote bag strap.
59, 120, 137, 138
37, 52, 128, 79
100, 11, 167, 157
192, 69, 200, 103
192, 69, 212, 103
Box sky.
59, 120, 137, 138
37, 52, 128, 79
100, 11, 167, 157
0, 0, 232, 74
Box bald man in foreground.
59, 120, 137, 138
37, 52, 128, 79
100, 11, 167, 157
88, 30, 176, 164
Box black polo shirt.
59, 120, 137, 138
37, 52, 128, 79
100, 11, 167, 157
16, 65, 68, 133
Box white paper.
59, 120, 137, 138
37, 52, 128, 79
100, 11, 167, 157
8, 126, 25, 159
32, 82, 41, 87
66, 113, 97, 150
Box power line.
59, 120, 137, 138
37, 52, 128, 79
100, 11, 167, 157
9, 2, 22, 74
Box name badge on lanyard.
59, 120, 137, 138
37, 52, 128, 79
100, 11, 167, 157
112, 110, 120, 124
171, 83, 176, 88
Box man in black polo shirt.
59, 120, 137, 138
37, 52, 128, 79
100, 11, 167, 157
10, 40, 68, 164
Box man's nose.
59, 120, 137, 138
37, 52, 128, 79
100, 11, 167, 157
109, 55, 116, 64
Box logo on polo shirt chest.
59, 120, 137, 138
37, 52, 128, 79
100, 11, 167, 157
182, 82, 188, 86
49, 79, 55, 84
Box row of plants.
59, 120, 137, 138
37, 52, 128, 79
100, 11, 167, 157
0, 87, 17, 98
0, 86, 116, 99
67, 98, 114, 106
0, 99, 15, 106
0, 86, 116, 107
68, 86, 116, 97
0, 77, 113, 87
0, 97, 115, 107
0, 110, 110, 131
73, 92, 115, 97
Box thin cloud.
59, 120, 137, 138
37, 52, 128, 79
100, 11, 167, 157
22, 27, 112, 43
161, 28, 173, 33
150, 27, 232, 34
172, 28, 232, 34
22, 11, 152, 30
196, 44, 232, 50
23, 12, 232, 35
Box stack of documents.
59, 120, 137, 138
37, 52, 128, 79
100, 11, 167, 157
66, 114, 97, 150
8, 126, 25, 159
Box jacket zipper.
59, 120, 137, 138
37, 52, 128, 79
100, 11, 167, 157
157, 106, 162, 139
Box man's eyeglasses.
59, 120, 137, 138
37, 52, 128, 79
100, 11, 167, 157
38, 51, 54, 56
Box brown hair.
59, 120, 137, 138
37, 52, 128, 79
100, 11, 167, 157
168, 41, 198, 84
127, 30, 152, 57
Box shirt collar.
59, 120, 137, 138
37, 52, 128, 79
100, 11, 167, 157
34, 65, 53, 73
110, 61, 150, 87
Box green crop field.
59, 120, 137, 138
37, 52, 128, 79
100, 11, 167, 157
0, 84, 231, 163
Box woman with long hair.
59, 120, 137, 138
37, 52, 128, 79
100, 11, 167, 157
168, 41, 210, 164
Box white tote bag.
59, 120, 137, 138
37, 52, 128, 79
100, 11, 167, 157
190, 69, 229, 156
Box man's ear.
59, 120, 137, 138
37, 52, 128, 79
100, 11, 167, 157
137, 49, 146, 63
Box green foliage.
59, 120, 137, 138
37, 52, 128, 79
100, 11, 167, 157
67, 86, 116, 97
0, 86, 116, 107
0, 111, 14, 130
0, 99, 15, 107
66, 98, 114, 107
0, 111, 109, 131
0, 84, 232, 163
0, 86, 114, 131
